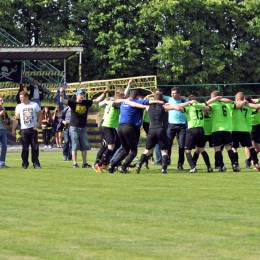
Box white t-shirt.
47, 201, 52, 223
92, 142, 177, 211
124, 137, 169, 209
33, 85, 40, 99
15, 102, 41, 129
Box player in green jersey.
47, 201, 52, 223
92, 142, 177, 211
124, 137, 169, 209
244, 96, 260, 168
94, 89, 125, 173
178, 95, 213, 173
94, 79, 134, 172
192, 109, 224, 169
207, 91, 247, 172
142, 95, 155, 165
231, 92, 260, 171
249, 97, 260, 155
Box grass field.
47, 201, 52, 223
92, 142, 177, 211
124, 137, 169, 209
1, 148, 260, 260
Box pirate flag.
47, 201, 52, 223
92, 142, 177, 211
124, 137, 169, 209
0, 62, 22, 83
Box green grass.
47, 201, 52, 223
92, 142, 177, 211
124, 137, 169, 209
1, 148, 260, 259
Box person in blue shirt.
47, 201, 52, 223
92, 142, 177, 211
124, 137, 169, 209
164, 87, 187, 170
57, 82, 68, 110
108, 90, 163, 173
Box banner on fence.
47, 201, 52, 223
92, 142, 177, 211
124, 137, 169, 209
0, 62, 22, 83
23, 71, 64, 76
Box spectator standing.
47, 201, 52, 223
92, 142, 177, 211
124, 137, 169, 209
27, 78, 45, 108
12, 91, 42, 169
57, 106, 72, 161
57, 82, 68, 110
16, 84, 24, 104
60, 88, 107, 168
41, 107, 53, 149
52, 107, 62, 148
0, 96, 10, 168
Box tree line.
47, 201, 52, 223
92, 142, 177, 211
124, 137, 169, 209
1, 0, 260, 96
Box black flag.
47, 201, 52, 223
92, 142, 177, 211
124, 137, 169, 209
0, 62, 22, 83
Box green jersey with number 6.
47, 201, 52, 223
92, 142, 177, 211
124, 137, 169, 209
209, 101, 235, 132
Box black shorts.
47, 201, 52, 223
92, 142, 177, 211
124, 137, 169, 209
232, 131, 252, 148
145, 127, 168, 151
101, 126, 118, 145
251, 124, 260, 143
204, 134, 213, 147
143, 122, 150, 136
212, 131, 232, 147
185, 127, 205, 150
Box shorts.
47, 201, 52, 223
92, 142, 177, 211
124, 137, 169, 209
251, 124, 260, 143
143, 121, 150, 136
101, 126, 118, 145
204, 134, 213, 147
232, 131, 252, 148
212, 131, 232, 147
69, 126, 91, 151
145, 127, 168, 151
185, 127, 205, 150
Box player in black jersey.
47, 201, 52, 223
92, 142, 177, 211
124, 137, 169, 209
122, 92, 194, 174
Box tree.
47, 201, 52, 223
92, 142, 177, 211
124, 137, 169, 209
71, 0, 158, 81
1, 0, 260, 96
144, 0, 260, 89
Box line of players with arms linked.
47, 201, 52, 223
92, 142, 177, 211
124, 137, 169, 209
4, 78, 260, 171
92, 79, 260, 174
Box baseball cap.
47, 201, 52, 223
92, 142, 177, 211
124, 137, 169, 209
63, 82, 68, 85
75, 89, 85, 95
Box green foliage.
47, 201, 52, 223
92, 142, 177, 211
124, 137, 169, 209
72, 0, 158, 80
1, 0, 260, 95
145, 0, 260, 86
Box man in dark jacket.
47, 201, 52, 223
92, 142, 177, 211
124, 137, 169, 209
57, 106, 72, 161
27, 78, 45, 108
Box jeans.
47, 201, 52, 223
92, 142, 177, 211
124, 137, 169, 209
110, 145, 123, 164
69, 126, 91, 151
59, 104, 67, 111
154, 143, 162, 165
63, 127, 72, 159
167, 123, 186, 165
0, 129, 7, 165
32, 99, 41, 108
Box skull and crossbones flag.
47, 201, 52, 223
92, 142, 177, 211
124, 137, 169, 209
0, 62, 22, 83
